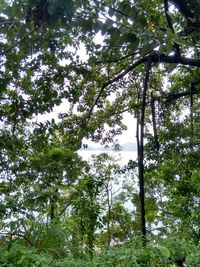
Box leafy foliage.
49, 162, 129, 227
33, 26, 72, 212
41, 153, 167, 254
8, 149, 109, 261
1, 237, 199, 266
0, 0, 200, 265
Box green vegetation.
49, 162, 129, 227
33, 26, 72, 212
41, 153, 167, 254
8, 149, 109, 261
0, 0, 200, 266
0, 237, 199, 266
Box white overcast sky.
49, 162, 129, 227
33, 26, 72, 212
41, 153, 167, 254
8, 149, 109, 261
37, 32, 137, 146
39, 103, 137, 147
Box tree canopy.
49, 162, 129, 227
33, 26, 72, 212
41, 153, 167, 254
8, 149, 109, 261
0, 0, 200, 265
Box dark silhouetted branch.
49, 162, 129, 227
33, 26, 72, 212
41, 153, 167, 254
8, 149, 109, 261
164, 0, 181, 56
86, 53, 200, 123
151, 93, 160, 152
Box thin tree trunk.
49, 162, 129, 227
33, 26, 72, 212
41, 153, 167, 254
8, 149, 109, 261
137, 60, 151, 246
50, 188, 58, 222
190, 83, 194, 150
151, 93, 160, 153
106, 183, 111, 247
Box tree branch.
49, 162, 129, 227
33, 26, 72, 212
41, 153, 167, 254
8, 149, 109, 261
164, 0, 175, 33
86, 53, 200, 123
163, 0, 181, 56
94, 51, 139, 64
108, 53, 200, 88
94, 0, 131, 18
160, 86, 199, 102
1, 28, 37, 56
97, 53, 200, 98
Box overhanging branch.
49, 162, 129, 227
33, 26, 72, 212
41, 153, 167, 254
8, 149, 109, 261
105, 53, 200, 88
156, 86, 199, 102
86, 53, 200, 123
108, 86, 200, 118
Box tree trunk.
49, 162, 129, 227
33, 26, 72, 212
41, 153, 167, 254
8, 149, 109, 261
137, 60, 151, 246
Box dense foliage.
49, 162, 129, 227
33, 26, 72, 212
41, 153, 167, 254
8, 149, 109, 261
0, 237, 200, 266
0, 0, 200, 265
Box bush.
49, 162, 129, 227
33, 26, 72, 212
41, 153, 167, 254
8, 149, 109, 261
0, 236, 199, 267
0, 244, 55, 267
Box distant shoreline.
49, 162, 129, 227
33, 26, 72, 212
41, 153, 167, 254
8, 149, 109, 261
80, 142, 137, 152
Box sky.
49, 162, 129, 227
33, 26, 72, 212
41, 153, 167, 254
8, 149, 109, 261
37, 103, 137, 148
37, 31, 138, 148
119, 112, 137, 143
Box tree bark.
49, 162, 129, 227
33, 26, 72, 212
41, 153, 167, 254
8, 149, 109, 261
137, 60, 151, 246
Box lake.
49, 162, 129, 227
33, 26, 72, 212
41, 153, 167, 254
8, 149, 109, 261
78, 150, 137, 165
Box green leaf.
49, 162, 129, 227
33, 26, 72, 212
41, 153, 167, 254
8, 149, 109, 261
124, 33, 139, 50
157, 246, 170, 258
141, 43, 155, 56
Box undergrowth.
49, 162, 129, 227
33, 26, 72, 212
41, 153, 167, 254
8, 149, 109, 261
0, 236, 199, 267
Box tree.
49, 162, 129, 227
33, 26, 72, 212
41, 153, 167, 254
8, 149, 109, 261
65, 152, 130, 257
0, 0, 200, 250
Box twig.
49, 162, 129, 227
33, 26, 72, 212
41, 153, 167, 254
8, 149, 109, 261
1, 28, 37, 56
